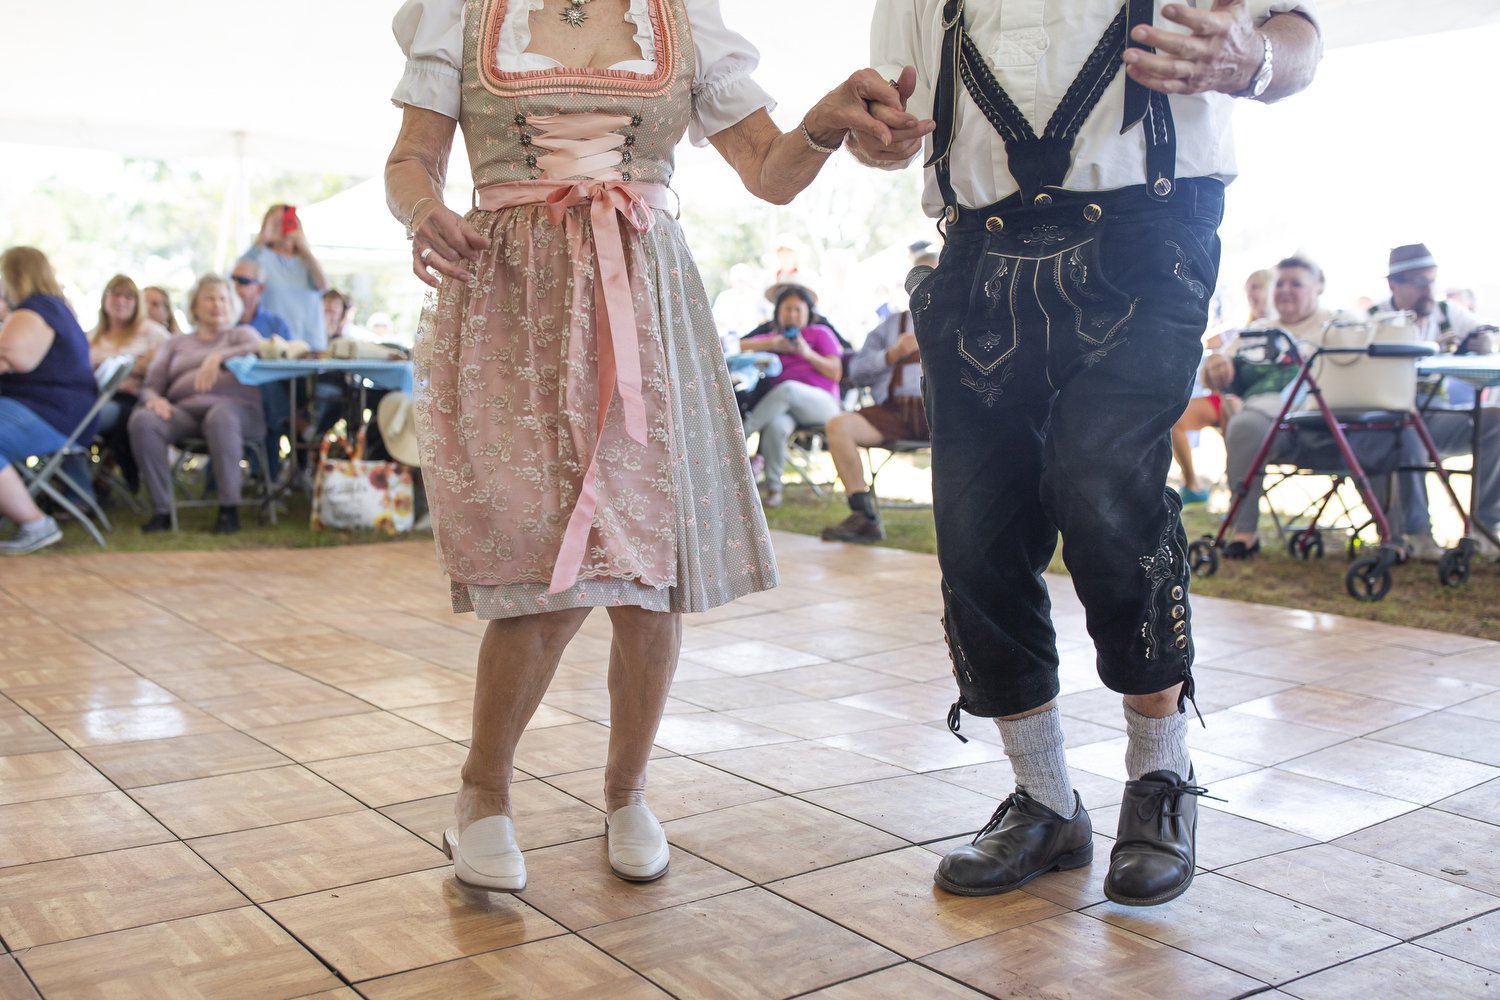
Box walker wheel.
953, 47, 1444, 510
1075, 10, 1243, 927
1288, 531, 1324, 561
1438, 550, 1471, 588
1346, 556, 1393, 602
1188, 538, 1219, 578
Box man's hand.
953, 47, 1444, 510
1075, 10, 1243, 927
847, 66, 934, 167
1123, 0, 1261, 96
888, 331, 919, 364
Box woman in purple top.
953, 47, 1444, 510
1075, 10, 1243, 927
0, 247, 99, 555
128, 274, 265, 535
739, 285, 843, 507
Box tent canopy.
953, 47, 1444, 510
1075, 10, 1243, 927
4, 0, 1497, 177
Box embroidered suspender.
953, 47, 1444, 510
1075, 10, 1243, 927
926, 0, 1178, 214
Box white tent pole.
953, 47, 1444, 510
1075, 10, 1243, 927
212, 131, 249, 273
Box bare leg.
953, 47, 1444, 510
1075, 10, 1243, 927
457, 607, 591, 832
0, 464, 45, 524
1171, 426, 1199, 492
1123, 683, 1184, 719
603, 605, 682, 812
826, 411, 887, 497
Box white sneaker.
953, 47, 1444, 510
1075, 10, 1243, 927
606, 804, 670, 882
443, 815, 526, 892
0, 516, 62, 555
1403, 533, 1446, 563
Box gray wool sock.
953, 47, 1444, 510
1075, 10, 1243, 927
994, 707, 1076, 817
1123, 705, 1191, 781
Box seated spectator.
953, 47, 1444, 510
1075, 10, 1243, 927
89, 274, 170, 494
241, 204, 328, 352
1375, 244, 1500, 560
739, 285, 842, 508
1170, 352, 1239, 505
311, 289, 354, 439
231, 258, 294, 477
0, 247, 99, 555
1220, 256, 1337, 558
129, 274, 265, 535
820, 254, 937, 543
142, 286, 182, 335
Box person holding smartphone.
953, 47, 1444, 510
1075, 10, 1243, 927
738, 284, 844, 507
239, 204, 330, 352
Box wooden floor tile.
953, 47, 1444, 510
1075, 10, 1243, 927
694, 740, 909, 794
130, 765, 364, 839
1230, 685, 1430, 736
192, 681, 374, 729
989, 833, 1114, 911
1418, 909, 1500, 974
726, 700, 909, 740
517, 836, 751, 931
1435, 776, 1500, 826
1067, 737, 1260, 785
379, 779, 604, 850
5, 675, 176, 716
799, 774, 1002, 843
17, 907, 338, 999
0, 842, 246, 948
774, 626, 919, 661
1186, 711, 1351, 767
841, 643, 955, 684
921, 909, 1264, 998
264, 868, 562, 981
246, 711, 444, 762
188, 810, 445, 902
0, 714, 64, 756
305, 743, 468, 808
79, 731, 291, 788
393, 697, 581, 742
1203, 769, 1418, 841
1188, 806, 1317, 871
0, 790, 172, 867
820, 724, 1006, 772
0, 749, 114, 805
678, 638, 829, 675
1278, 944, 1498, 1000
35, 702, 228, 749
333, 665, 476, 710
1335, 808, 1500, 897
801, 963, 989, 999
771, 846, 1065, 958
668, 676, 809, 712
929, 763, 1126, 811
1092, 872, 1397, 985
754, 661, 909, 701
649, 713, 796, 755
513, 722, 654, 777
581, 887, 898, 999
832, 682, 962, 723
662, 797, 904, 883
145, 661, 307, 702
360, 935, 669, 999
1369, 711, 1500, 767
0, 954, 40, 999
544, 755, 779, 822
1280, 738, 1500, 804
1224, 844, 1500, 939
1319, 665, 1496, 710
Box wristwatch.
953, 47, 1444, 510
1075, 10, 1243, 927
1234, 32, 1274, 100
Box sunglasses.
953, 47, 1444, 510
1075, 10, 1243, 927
231, 275, 261, 286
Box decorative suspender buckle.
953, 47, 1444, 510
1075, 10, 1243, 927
944, 205, 960, 225
1153, 177, 1174, 198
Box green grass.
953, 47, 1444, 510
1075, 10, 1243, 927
763, 480, 1500, 643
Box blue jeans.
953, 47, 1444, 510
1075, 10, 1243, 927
0, 396, 68, 472
911, 180, 1224, 718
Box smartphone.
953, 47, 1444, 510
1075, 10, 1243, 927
782, 325, 800, 340
282, 205, 300, 234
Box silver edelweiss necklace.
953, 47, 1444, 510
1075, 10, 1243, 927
560, 0, 594, 27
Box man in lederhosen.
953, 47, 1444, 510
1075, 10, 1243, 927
850, 1, 1321, 905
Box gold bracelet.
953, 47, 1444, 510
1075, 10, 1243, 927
799, 120, 843, 155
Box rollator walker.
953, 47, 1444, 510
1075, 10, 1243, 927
1187, 313, 1476, 601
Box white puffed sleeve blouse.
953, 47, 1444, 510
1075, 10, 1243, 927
391, 0, 776, 145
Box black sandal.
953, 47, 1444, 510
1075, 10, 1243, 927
1223, 538, 1260, 560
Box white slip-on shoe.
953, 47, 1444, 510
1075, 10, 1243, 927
442, 815, 526, 892
606, 804, 670, 882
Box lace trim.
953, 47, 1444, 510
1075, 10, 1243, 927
478, 0, 679, 98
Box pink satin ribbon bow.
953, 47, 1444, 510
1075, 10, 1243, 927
475, 177, 672, 596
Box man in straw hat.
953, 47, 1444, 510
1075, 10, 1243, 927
849, 0, 1322, 907
1374, 244, 1500, 561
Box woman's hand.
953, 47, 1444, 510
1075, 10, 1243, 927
145, 397, 173, 420
411, 202, 491, 289
194, 352, 223, 394
845, 66, 932, 167
804, 68, 928, 152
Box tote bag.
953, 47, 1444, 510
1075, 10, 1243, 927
311, 428, 414, 535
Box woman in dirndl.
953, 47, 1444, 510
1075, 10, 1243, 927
385, 0, 922, 891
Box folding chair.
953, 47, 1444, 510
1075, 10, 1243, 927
168, 436, 277, 531
862, 439, 932, 510
16, 354, 133, 547
1189, 318, 1465, 601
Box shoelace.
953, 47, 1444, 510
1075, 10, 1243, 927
971, 794, 1017, 843
1130, 778, 1225, 827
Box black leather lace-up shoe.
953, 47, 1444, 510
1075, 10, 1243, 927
934, 787, 1093, 896
1105, 769, 1216, 906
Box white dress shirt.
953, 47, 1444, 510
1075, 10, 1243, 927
870, 0, 1318, 214
391, 0, 776, 145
